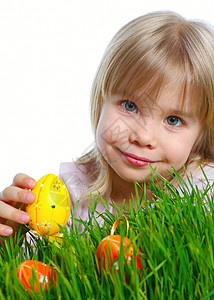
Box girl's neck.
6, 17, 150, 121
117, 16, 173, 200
110, 170, 153, 208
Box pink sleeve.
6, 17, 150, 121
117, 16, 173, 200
59, 162, 88, 208
59, 162, 92, 227
59, 162, 113, 228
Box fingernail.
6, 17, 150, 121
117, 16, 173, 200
4, 227, 13, 235
24, 192, 35, 202
26, 179, 36, 189
20, 214, 30, 223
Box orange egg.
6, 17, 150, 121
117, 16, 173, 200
17, 260, 56, 292
96, 234, 142, 274
26, 174, 70, 236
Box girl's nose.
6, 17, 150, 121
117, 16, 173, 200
129, 125, 157, 149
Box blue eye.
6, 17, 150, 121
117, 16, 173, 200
121, 100, 137, 112
165, 116, 182, 126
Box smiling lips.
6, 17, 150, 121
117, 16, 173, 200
120, 150, 156, 167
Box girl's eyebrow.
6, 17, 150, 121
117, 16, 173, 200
164, 109, 196, 120
116, 92, 154, 107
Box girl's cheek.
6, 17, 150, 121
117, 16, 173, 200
97, 125, 115, 146
96, 115, 117, 145
96, 121, 110, 151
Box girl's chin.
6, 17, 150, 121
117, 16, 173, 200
111, 164, 175, 184
112, 169, 154, 184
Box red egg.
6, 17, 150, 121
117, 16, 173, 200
96, 234, 142, 274
17, 260, 56, 292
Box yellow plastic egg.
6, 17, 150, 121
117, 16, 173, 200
26, 174, 71, 236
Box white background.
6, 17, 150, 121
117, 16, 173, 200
0, 0, 213, 189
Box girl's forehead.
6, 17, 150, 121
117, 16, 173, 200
115, 79, 195, 111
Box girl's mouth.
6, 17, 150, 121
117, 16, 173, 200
119, 150, 155, 167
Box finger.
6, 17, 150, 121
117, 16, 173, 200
12, 173, 36, 189
0, 224, 13, 236
0, 200, 30, 225
0, 186, 35, 204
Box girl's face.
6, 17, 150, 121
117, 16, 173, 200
96, 81, 202, 184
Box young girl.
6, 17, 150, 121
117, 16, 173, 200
1, 10, 214, 238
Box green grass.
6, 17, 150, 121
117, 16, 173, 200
0, 170, 214, 299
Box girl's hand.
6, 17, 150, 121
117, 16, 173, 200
0, 173, 36, 236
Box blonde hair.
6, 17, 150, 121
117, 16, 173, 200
76, 11, 214, 199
